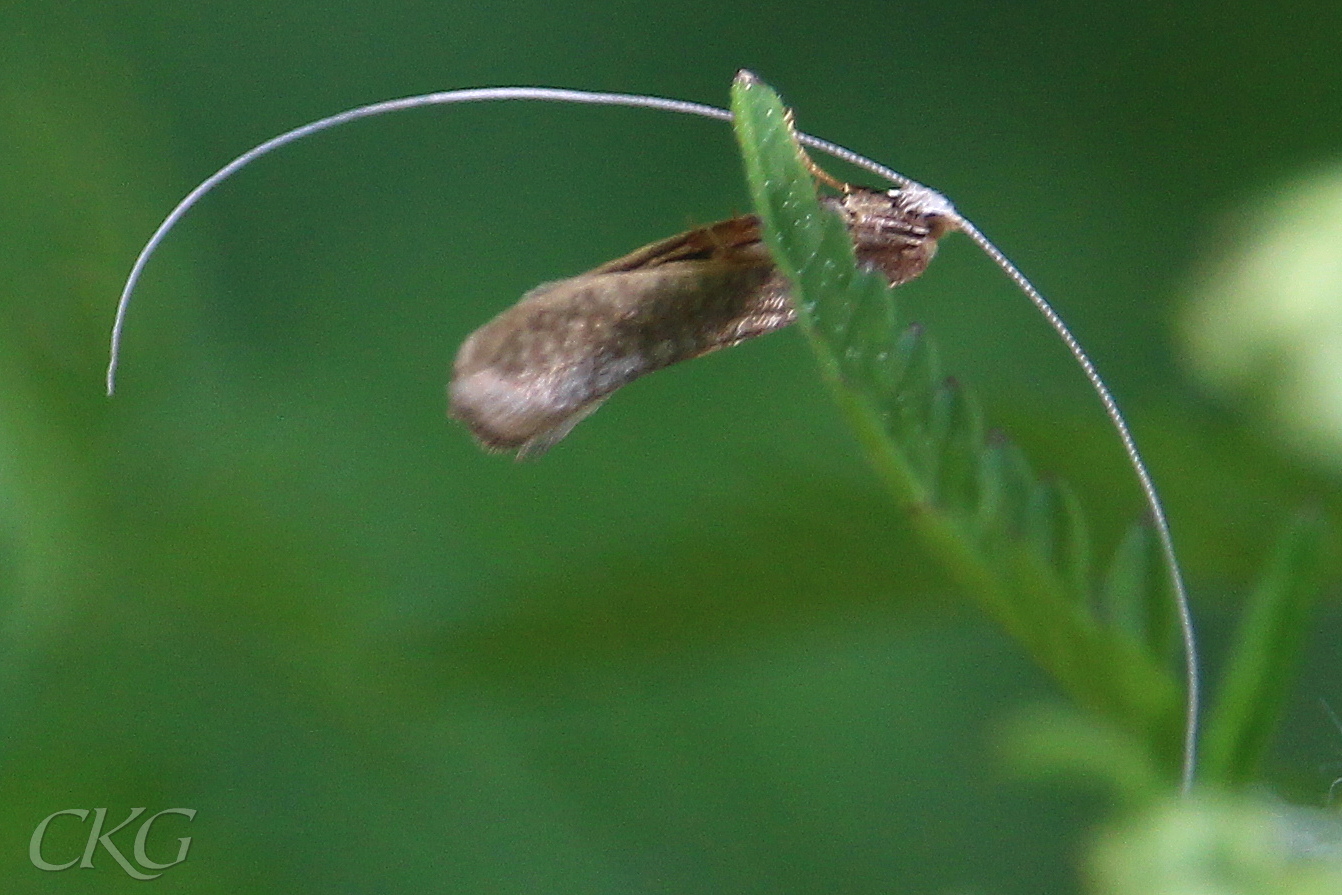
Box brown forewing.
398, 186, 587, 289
449, 186, 957, 457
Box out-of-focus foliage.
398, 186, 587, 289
1183, 166, 1342, 472
1204, 512, 1331, 786
1089, 795, 1342, 895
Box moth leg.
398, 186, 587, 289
784, 108, 851, 194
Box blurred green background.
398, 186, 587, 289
2, 1, 1341, 892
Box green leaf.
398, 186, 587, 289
1002, 705, 1164, 805
1023, 478, 1092, 603
977, 433, 1034, 535
1202, 512, 1331, 787
729, 71, 1186, 776
1101, 520, 1176, 660
928, 378, 984, 510
1090, 793, 1342, 895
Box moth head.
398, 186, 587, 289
884, 184, 961, 239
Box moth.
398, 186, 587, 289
449, 174, 959, 458
103, 74, 1196, 791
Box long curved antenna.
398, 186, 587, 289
105, 85, 918, 396
105, 82, 1198, 792
957, 218, 1199, 793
